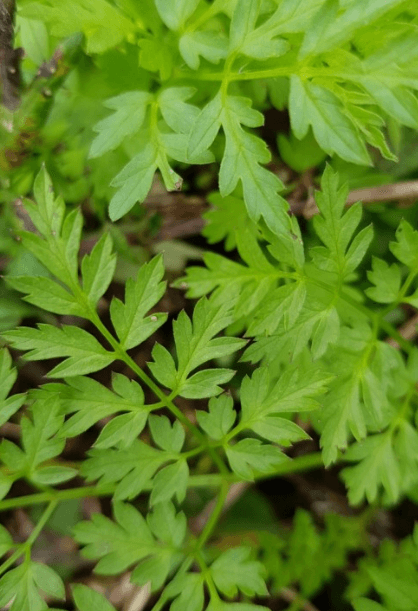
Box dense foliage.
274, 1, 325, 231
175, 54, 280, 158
1, 1, 418, 610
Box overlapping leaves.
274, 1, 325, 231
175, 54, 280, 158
60, 0, 418, 229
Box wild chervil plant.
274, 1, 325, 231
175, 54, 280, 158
1, 1, 418, 611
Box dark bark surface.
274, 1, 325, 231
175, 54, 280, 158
0, 0, 22, 111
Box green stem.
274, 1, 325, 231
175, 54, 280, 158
195, 479, 229, 552
0, 452, 325, 511
195, 550, 221, 602
0, 500, 57, 576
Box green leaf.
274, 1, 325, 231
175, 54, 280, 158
90, 91, 152, 158
158, 87, 200, 135
150, 460, 189, 505
74, 502, 186, 585
21, 0, 136, 54
188, 92, 223, 161
208, 604, 270, 611
219, 93, 290, 234
149, 415, 185, 453
300, 0, 405, 57
368, 566, 418, 610
73, 584, 117, 611
161, 571, 206, 611
149, 297, 245, 398
81, 233, 117, 306
95, 412, 149, 449
196, 394, 236, 441
110, 255, 167, 349
74, 501, 154, 574
18, 396, 76, 484
390, 220, 418, 271
226, 438, 288, 481
32, 562, 65, 600
0, 349, 25, 427
0, 561, 64, 611
311, 165, 373, 277
0, 524, 14, 557
45, 374, 146, 438
155, 0, 199, 30
352, 599, 387, 611
0, 395, 77, 487
229, 0, 261, 52
366, 257, 401, 304
3, 324, 114, 377
6, 275, 85, 316
289, 77, 371, 165
179, 31, 228, 70
239, 366, 331, 441
277, 129, 327, 173
81, 440, 172, 500
341, 433, 401, 505
202, 193, 259, 251
210, 547, 268, 598
132, 502, 186, 590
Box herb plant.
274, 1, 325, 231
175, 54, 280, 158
1, 1, 418, 611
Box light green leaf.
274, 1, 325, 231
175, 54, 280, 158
229, 0, 261, 52
352, 599, 387, 611
0, 349, 25, 427
366, 257, 401, 304
188, 92, 223, 161
155, 0, 199, 30
74, 502, 186, 582
6, 275, 84, 316
341, 433, 401, 505
289, 77, 371, 165
73, 584, 117, 611
210, 547, 268, 598
390, 220, 418, 271
21, 0, 136, 53
81, 440, 170, 500
219, 93, 290, 234
48, 374, 146, 438
300, 0, 405, 57
0, 561, 64, 611
81, 233, 117, 306
95, 412, 148, 449
158, 87, 200, 134
110, 255, 167, 349
196, 394, 236, 441
149, 416, 185, 453
0, 524, 14, 557
226, 438, 288, 480
149, 297, 245, 398
3, 324, 114, 377
179, 31, 228, 70
311, 165, 372, 277
150, 460, 189, 505
90, 91, 152, 158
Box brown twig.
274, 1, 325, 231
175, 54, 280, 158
387, 312, 418, 349
301, 180, 418, 218
280, 587, 321, 611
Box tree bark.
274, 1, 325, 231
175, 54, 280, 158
0, 0, 22, 111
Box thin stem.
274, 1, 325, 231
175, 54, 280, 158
0, 452, 325, 511
0, 475, 229, 512
195, 550, 221, 602
0, 500, 57, 576
195, 479, 229, 551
